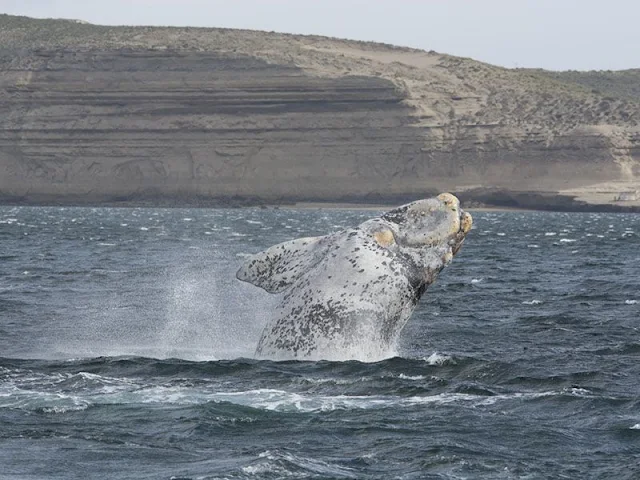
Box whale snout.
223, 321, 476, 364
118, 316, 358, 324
452, 209, 472, 255
437, 192, 472, 249
461, 210, 473, 234
383, 193, 472, 250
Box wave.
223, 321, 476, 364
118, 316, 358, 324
1, 355, 633, 417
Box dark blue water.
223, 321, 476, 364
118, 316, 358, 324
1, 206, 639, 479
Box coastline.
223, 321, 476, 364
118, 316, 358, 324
1, 185, 639, 213
289, 202, 535, 212
0, 197, 638, 213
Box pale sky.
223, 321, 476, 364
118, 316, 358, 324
1, 0, 638, 71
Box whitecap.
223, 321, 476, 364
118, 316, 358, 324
545, 232, 557, 236
244, 450, 356, 478
562, 387, 590, 397
497, 232, 506, 236
41, 404, 89, 414
397, 374, 427, 381
522, 300, 543, 305
140, 227, 149, 231
471, 278, 483, 284
97, 243, 116, 246
625, 300, 638, 305
423, 352, 454, 366
405, 390, 556, 407
527, 244, 539, 248
631, 424, 640, 430
298, 376, 367, 386
559, 238, 576, 243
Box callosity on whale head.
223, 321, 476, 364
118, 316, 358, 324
236, 193, 472, 361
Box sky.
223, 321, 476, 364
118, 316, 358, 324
1, 0, 638, 71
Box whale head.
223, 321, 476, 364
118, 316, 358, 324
365, 193, 472, 284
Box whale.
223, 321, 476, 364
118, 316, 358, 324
236, 193, 472, 361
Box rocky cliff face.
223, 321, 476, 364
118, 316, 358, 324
1, 15, 639, 208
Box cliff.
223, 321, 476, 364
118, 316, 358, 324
1, 14, 639, 209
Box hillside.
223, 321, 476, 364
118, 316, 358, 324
0, 14, 639, 210
529, 68, 640, 102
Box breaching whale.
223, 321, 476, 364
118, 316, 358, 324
237, 193, 472, 361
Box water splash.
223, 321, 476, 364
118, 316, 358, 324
156, 257, 275, 360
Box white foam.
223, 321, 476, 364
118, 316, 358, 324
625, 300, 638, 305
298, 376, 367, 386
41, 404, 89, 414
244, 450, 356, 478
406, 390, 556, 407
522, 300, 543, 305
630, 424, 640, 430
397, 374, 427, 381
423, 352, 454, 366
545, 232, 557, 236
559, 238, 576, 243
471, 278, 483, 284
82, 386, 558, 413
527, 244, 539, 248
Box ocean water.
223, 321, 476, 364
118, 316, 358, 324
1, 206, 639, 479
